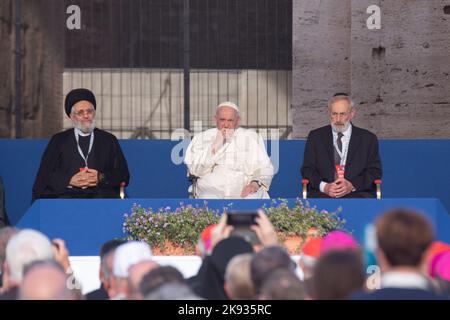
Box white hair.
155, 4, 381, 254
5, 229, 54, 283
328, 95, 355, 110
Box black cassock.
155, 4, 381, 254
32, 128, 130, 201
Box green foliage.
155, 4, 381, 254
123, 203, 221, 252
264, 199, 345, 240
123, 200, 345, 252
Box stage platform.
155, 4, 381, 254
18, 198, 450, 256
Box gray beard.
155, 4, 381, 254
73, 119, 96, 134
331, 121, 350, 133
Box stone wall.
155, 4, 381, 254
0, 0, 63, 138
293, 0, 450, 138
0, 1, 13, 137
3, 1, 450, 139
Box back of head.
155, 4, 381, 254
250, 246, 294, 294
210, 237, 254, 277
194, 237, 253, 300
145, 282, 201, 300
140, 265, 185, 297
259, 268, 305, 300
224, 253, 255, 300
376, 208, 434, 268
99, 239, 127, 287
19, 260, 74, 300
6, 229, 53, 283
112, 241, 153, 278
128, 260, 159, 299
100, 239, 127, 260
312, 249, 365, 300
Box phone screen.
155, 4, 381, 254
227, 211, 260, 245
227, 211, 257, 226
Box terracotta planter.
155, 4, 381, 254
283, 235, 303, 255
151, 228, 318, 255
151, 240, 195, 256
280, 228, 319, 255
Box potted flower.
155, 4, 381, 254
123, 199, 345, 255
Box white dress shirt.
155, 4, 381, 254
319, 124, 352, 193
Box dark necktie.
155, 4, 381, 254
334, 132, 344, 165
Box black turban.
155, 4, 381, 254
65, 88, 97, 117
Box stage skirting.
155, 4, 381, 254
17, 198, 450, 256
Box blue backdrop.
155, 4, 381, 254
17, 198, 450, 255
1, 139, 450, 225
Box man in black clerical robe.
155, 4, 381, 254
32, 88, 130, 201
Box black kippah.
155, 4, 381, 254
64, 88, 97, 117
333, 92, 349, 97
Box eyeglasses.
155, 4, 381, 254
72, 109, 95, 117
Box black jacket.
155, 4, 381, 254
32, 128, 130, 201
301, 124, 382, 197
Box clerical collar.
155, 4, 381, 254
74, 128, 93, 137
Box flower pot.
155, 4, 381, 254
151, 240, 195, 256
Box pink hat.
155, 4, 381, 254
429, 251, 450, 281
425, 241, 450, 265
321, 231, 358, 254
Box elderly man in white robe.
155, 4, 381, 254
184, 102, 274, 199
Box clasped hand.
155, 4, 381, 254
69, 168, 99, 189
325, 177, 354, 198
240, 181, 260, 198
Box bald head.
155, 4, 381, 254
128, 260, 159, 299
19, 262, 73, 300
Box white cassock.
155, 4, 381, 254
184, 127, 274, 199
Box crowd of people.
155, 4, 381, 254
0, 208, 448, 300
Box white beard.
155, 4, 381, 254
73, 119, 96, 134
331, 121, 350, 133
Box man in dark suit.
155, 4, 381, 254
301, 93, 382, 198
